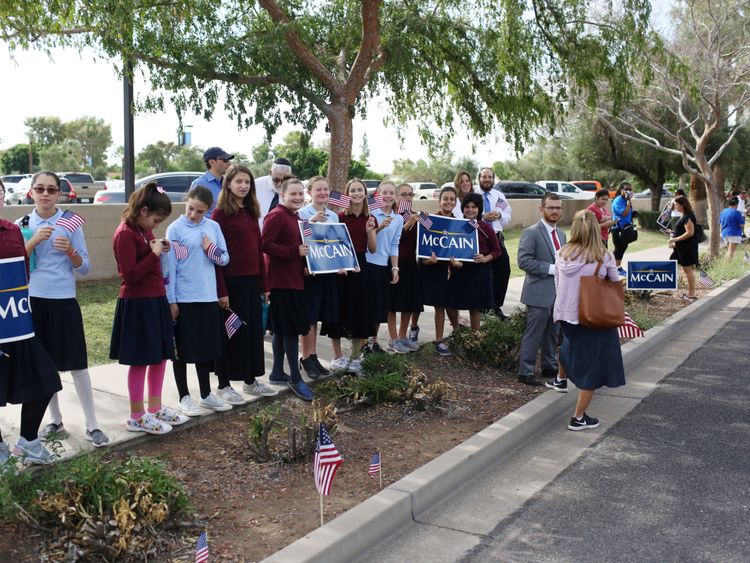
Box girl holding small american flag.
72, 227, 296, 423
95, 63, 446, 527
19, 171, 110, 448
165, 186, 235, 417
446, 193, 502, 330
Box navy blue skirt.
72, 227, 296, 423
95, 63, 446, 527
559, 322, 625, 390
446, 262, 494, 310
304, 274, 340, 324
366, 263, 390, 328
30, 297, 88, 371
269, 289, 310, 337
0, 337, 62, 406
420, 261, 450, 307
389, 261, 424, 313
216, 276, 265, 381
174, 302, 224, 364
109, 296, 175, 366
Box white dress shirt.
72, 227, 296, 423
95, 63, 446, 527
542, 219, 561, 275
478, 188, 512, 233
255, 175, 278, 231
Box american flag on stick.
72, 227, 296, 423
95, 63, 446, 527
417, 211, 433, 230
397, 199, 412, 215
195, 531, 209, 563
328, 191, 352, 208
170, 241, 189, 260
205, 242, 225, 265
618, 312, 644, 339
463, 218, 478, 233
301, 221, 313, 237
314, 423, 343, 496
225, 310, 245, 339
495, 197, 509, 211
368, 452, 381, 477
698, 270, 715, 288
367, 194, 385, 211
56, 210, 85, 233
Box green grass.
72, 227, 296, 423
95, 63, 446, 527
77, 278, 121, 366
504, 227, 668, 278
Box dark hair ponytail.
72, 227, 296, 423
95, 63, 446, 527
122, 182, 172, 226
187, 185, 214, 208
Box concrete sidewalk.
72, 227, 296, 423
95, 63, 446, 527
0, 245, 673, 458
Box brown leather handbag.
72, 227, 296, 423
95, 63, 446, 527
578, 261, 625, 329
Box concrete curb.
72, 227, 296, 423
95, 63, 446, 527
265, 272, 750, 563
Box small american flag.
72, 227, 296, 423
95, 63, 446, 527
170, 241, 189, 260
368, 452, 381, 477
205, 242, 225, 265
328, 191, 352, 208
225, 311, 245, 339
463, 218, 478, 233
195, 531, 209, 563
698, 270, 715, 288
618, 312, 644, 339
56, 210, 85, 232
495, 197, 509, 211
302, 221, 313, 237
314, 424, 343, 496
417, 211, 433, 230
367, 194, 385, 211
397, 199, 412, 215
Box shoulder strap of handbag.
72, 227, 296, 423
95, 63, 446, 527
594, 260, 604, 277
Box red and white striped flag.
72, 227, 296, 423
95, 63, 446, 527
301, 221, 313, 237
328, 191, 352, 208
618, 312, 644, 338
397, 199, 412, 215
225, 311, 245, 339
368, 452, 381, 477
367, 194, 385, 211
417, 211, 433, 230
56, 210, 85, 232
195, 531, 209, 562
205, 242, 225, 265
170, 241, 189, 260
698, 270, 715, 288
314, 424, 343, 496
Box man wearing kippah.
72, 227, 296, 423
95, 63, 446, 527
256, 157, 293, 231
190, 146, 235, 212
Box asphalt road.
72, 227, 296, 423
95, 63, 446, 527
463, 307, 750, 562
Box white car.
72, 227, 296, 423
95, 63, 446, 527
536, 181, 594, 200
409, 182, 440, 200
3, 182, 24, 205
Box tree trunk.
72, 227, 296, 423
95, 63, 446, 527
650, 160, 666, 211
689, 174, 708, 226
326, 102, 354, 191
695, 155, 721, 259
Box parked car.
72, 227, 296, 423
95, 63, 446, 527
22, 177, 77, 204
494, 181, 574, 199
409, 182, 440, 200
3, 182, 23, 205
536, 181, 594, 200
93, 172, 203, 204
58, 172, 107, 203
571, 180, 603, 192
634, 187, 674, 199
1, 174, 32, 185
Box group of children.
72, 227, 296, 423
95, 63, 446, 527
1, 167, 505, 463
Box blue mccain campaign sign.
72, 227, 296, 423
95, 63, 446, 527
417, 214, 480, 262
0, 256, 35, 343
627, 261, 678, 290
300, 222, 360, 274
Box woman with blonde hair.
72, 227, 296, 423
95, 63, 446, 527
549, 210, 625, 431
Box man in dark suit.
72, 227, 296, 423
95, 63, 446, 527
517, 193, 565, 386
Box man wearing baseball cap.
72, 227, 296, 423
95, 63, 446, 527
190, 146, 235, 211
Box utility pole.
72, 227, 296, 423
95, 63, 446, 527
123, 63, 135, 200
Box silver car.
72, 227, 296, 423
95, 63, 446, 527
94, 172, 203, 204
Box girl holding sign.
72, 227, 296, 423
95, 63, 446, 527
0, 216, 61, 464
367, 181, 404, 353
298, 176, 340, 379
262, 178, 314, 401
446, 193, 502, 330
212, 165, 277, 401
421, 186, 461, 357
21, 171, 110, 448
166, 185, 236, 416
323, 179, 377, 373
111, 183, 188, 435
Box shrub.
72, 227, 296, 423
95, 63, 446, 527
450, 310, 526, 369
637, 210, 662, 230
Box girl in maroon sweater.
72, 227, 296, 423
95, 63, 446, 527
262, 178, 314, 402
110, 183, 187, 435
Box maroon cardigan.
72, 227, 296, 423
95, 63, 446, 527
262, 205, 305, 291
112, 222, 165, 298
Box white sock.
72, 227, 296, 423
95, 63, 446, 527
47, 392, 63, 425
71, 369, 100, 432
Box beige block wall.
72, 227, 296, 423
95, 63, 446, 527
4, 197, 661, 280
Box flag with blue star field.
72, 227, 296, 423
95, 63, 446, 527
314, 423, 343, 496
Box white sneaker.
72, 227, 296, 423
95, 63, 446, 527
217, 386, 246, 405
153, 406, 190, 426
179, 395, 205, 417
13, 437, 56, 465
126, 413, 172, 435
243, 382, 279, 397
199, 393, 233, 412
348, 358, 363, 375
330, 357, 350, 372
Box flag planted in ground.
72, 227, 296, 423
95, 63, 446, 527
56, 210, 85, 232
328, 191, 352, 208
368, 452, 381, 477
417, 211, 433, 230
314, 423, 343, 496
698, 270, 715, 288
225, 311, 245, 339
618, 312, 644, 339
195, 531, 209, 563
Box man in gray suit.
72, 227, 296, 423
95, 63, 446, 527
517, 193, 565, 386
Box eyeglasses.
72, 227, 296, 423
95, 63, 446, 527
272, 177, 284, 185
543, 206, 563, 211
399, 193, 414, 197
32, 187, 60, 195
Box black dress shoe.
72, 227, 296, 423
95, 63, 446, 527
518, 375, 543, 386
310, 354, 330, 375
299, 357, 322, 380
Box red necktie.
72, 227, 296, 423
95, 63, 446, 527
551, 229, 561, 251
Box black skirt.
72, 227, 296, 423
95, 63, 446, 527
559, 322, 625, 390
30, 297, 88, 371
389, 261, 424, 313
321, 252, 370, 340
0, 337, 62, 406
215, 276, 265, 381
366, 262, 390, 328
446, 262, 494, 310
109, 296, 175, 366
269, 289, 310, 337
174, 302, 224, 364
670, 241, 700, 267
304, 274, 340, 324
420, 261, 450, 307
